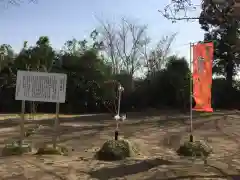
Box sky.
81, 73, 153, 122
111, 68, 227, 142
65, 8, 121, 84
0, 0, 204, 59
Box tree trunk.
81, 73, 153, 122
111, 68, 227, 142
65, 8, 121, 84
225, 57, 234, 107
226, 58, 233, 90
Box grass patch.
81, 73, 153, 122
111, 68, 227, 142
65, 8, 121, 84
0, 113, 84, 121
35, 144, 68, 156
199, 112, 213, 117
0, 114, 20, 120
2, 141, 32, 156
177, 140, 212, 157
96, 139, 139, 161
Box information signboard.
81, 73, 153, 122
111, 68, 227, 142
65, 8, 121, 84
15, 71, 67, 103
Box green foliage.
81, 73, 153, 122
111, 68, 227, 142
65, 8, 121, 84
0, 44, 14, 72
128, 56, 191, 109
96, 139, 139, 161
14, 37, 54, 72
199, 1, 240, 89
177, 140, 212, 157
0, 26, 240, 113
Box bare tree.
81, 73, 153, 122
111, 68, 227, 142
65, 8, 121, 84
139, 36, 151, 75
98, 20, 120, 74
146, 33, 178, 76
158, 0, 199, 22
159, 0, 240, 22
98, 18, 150, 77
116, 18, 149, 76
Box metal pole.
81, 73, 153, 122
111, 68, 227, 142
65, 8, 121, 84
20, 100, 25, 147
53, 102, 60, 149
115, 86, 122, 140
190, 43, 193, 142
117, 89, 121, 116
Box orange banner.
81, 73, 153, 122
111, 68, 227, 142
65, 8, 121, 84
192, 42, 213, 112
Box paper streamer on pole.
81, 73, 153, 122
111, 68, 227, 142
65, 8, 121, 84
192, 42, 213, 112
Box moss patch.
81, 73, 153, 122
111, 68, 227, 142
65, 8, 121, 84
96, 139, 139, 161
2, 141, 32, 156
35, 144, 68, 156
177, 140, 212, 157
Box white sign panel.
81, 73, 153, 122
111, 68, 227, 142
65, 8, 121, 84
15, 71, 67, 103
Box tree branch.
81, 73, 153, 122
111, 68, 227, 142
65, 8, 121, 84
158, 9, 200, 21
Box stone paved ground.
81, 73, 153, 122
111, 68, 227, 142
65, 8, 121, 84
0, 111, 239, 179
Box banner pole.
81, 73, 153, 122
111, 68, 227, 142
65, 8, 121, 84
190, 43, 193, 142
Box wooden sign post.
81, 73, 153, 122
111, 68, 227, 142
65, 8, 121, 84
15, 71, 67, 149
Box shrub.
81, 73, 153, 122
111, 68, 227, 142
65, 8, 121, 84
177, 140, 212, 157
2, 141, 32, 156
96, 139, 139, 161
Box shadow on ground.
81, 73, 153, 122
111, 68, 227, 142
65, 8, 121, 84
0, 117, 23, 128
89, 158, 173, 180
145, 174, 240, 180
90, 158, 240, 180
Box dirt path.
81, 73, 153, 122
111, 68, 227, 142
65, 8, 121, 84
0, 112, 240, 179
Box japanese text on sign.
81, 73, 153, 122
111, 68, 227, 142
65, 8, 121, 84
15, 71, 67, 103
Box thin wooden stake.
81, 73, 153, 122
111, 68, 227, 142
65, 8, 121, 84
53, 102, 60, 149
20, 100, 25, 147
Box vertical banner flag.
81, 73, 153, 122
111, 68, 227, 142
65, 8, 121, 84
192, 42, 213, 112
